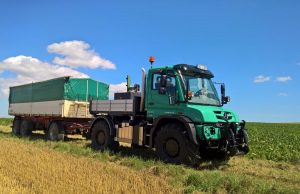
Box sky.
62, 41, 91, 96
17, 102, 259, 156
0, 0, 300, 122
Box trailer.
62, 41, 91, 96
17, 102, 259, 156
9, 76, 109, 140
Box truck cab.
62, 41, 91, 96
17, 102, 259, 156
145, 64, 249, 161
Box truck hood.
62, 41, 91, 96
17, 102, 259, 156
185, 104, 240, 123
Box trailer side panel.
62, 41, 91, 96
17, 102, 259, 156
9, 100, 93, 118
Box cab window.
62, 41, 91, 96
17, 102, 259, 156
152, 73, 176, 96
152, 74, 161, 90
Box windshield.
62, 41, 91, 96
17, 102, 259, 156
183, 75, 221, 106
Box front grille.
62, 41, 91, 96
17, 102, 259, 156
214, 111, 233, 121
216, 115, 233, 120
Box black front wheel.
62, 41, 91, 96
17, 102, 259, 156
155, 123, 200, 166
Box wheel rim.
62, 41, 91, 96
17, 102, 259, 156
164, 138, 180, 158
96, 131, 106, 145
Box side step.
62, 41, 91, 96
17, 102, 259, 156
144, 124, 152, 148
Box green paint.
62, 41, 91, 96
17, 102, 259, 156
9, 77, 109, 103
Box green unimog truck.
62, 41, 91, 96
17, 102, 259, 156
89, 58, 249, 165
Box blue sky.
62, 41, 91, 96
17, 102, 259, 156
0, 0, 299, 122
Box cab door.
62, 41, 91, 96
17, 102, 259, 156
146, 70, 183, 119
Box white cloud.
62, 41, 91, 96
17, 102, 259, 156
0, 55, 88, 97
109, 82, 127, 99
276, 76, 292, 82
0, 40, 117, 99
254, 75, 271, 83
278, 93, 288, 97
48, 40, 116, 69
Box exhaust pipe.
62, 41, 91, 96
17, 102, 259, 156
140, 68, 146, 112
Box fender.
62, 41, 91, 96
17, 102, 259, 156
149, 115, 198, 147
90, 116, 116, 136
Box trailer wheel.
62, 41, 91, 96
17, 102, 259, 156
155, 123, 200, 166
91, 120, 119, 151
12, 117, 21, 135
47, 122, 64, 141
20, 119, 33, 137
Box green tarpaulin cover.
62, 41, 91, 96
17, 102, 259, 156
9, 77, 109, 103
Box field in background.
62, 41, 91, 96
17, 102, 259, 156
0, 118, 12, 126
248, 123, 300, 163
0, 119, 299, 193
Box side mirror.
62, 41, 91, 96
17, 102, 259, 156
221, 84, 225, 97
220, 84, 230, 105
222, 96, 230, 104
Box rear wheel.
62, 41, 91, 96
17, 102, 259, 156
20, 119, 33, 137
155, 123, 200, 166
12, 117, 21, 135
47, 122, 64, 141
91, 120, 119, 151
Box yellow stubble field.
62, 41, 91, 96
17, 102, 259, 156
0, 138, 180, 194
